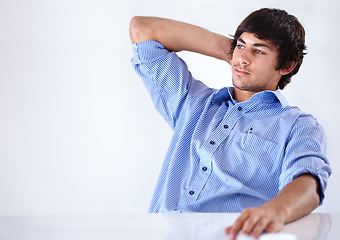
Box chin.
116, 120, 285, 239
231, 77, 245, 89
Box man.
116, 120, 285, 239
129, 8, 331, 239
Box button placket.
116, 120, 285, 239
183, 155, 213, 204
183, 102, 246, 205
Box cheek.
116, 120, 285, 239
257, 59, 278, 73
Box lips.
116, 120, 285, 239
234, 67, 251, 76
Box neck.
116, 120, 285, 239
233, 88, 257, 102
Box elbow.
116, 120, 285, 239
129, 16, 141, 43
129, 16, 152, 44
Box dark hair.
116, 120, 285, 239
230, 8, 307, 90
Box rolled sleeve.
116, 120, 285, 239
131, 40, 203, 129
279, 114, 332, 204
131, 40, 170, 65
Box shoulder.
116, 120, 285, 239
284, 108, 326, 146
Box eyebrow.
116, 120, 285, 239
238, 37, 272, 50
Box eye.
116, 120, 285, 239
236, 44, 244, 50
254, 49, 264, 55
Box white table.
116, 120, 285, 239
0, 213, 338, 239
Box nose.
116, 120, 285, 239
238, 49, 251, 66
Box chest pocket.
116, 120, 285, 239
241, 131, 277, 155
219, 131, 279, 188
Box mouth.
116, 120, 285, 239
233, 66, 251, 76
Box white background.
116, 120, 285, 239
0, 0, 339, 215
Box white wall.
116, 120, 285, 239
0, 0, 339, 215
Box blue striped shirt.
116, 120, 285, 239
131, 40, 331, 213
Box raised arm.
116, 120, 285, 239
129, 16, 232, 63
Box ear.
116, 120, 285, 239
279, 61, 298, 75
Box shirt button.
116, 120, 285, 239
202, 167, 208, 171
189, 191, 195, 195
224, 125, 229, 129
210, 140, 215, 145
238, 106, 243, 111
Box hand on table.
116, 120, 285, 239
224, 174, 321, 239
224, 206, 285, 240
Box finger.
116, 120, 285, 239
224, 226, 231, 234
241, 213, 261, 235
226, 211, 251, 238
224, 225, 238, 240
250, 217, 269, 238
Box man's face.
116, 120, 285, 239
231, 32, 282, 94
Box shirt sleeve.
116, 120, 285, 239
131, 40, 208, 130
279, 114, 332, 205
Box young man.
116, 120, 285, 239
129, 8, 331, 239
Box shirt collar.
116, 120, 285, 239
211, 87, 234, 104
269, 90, 289, 107
211, 87, 289, 107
